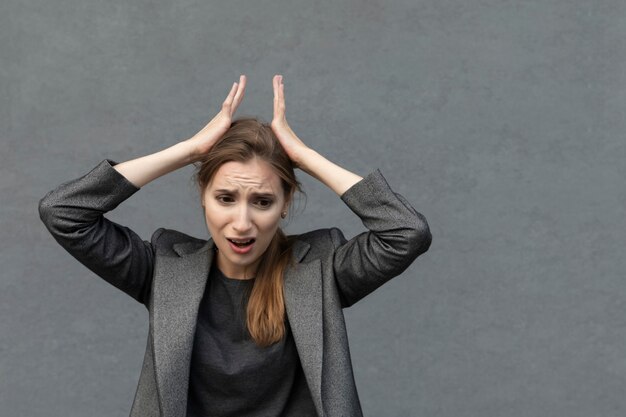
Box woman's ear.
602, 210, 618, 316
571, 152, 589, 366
283, 187, 298, 216
282, 193, 292, 213
279, 200, 289, 220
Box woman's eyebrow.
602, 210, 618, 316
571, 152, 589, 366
214, 188, 276, 197
252, 193, 276, 199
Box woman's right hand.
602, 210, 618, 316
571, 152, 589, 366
186, 75, 247, 162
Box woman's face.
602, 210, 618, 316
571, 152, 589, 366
202, 157, 289, 280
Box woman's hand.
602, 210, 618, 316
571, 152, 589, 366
187, 75, 247, 162
270, 74, 363, 195
271, 75, 311, 168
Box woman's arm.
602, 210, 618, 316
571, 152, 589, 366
295, 148, 363, 197
38, 76, 248, 305
328, 170, 432, 307
38, 159, 160, 305
112, 140, 196, 188
270, 74, 432, 307
270, 74, 363, 196
114, 75, 247, 188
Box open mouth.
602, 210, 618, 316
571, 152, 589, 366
227, 238, 256, 248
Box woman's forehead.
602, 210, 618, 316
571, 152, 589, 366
209, 159, 282, 193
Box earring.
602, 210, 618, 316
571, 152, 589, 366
281, 211, 287, 219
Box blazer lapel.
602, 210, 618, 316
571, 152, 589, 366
152, 238, 214, 417
151, 237, 323, 417
283, 240, 324, 415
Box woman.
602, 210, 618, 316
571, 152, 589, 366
38, 74, 432, 417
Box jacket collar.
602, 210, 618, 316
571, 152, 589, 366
155, 235, 323, 417
172, 236, 311, 262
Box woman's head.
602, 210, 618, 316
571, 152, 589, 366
196, 116, 298, 208
194, 117, 301, 279
193, 116, 302, 346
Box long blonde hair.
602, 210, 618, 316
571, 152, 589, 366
193, 117, 303, 347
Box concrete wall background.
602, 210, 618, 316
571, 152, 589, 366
2, 0, 625, 415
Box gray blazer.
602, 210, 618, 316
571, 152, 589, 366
38, 159, 432, 417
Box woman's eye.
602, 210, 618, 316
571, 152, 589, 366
256, 199, 273, 208
217, 196, 234, 203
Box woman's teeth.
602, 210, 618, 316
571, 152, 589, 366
228, 238, 255, 247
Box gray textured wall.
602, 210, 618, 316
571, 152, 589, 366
2, 0, 625, 415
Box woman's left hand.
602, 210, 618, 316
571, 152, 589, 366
271, 74, 363, 195
271, 75, 311, 168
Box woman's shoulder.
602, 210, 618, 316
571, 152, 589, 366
287, 227, 345, 260
150, 228, 209, 256
288, 228, 336, 244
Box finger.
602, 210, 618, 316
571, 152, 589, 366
232, 75, 246, 110
274, 75, 285, 114
234, 75, 246, 101
277, 77, 285, 114
273, 75, 280, 117
224, 81, 237, 107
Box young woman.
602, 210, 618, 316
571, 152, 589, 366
38, 74, 432, 417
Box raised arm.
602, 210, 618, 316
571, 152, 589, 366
114, 75, 247, 187
270, 74, 363, 196
270, 74, 432, 307
38, 159, 160, 305
329, 170, 432, 307
38, 76, 248, 305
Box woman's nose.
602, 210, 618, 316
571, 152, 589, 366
232, 206, 252, 232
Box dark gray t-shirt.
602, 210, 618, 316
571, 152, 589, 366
186, 262, 318, 417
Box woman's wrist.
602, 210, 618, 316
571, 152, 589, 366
297, 148, 363, 197
181, 138, 205, 164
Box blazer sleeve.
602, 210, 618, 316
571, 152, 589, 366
330, 169, 432, 308
38, 159, 160, 307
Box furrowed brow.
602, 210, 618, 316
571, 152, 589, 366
252, 192, 276, 198
214, 188, 276, 197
